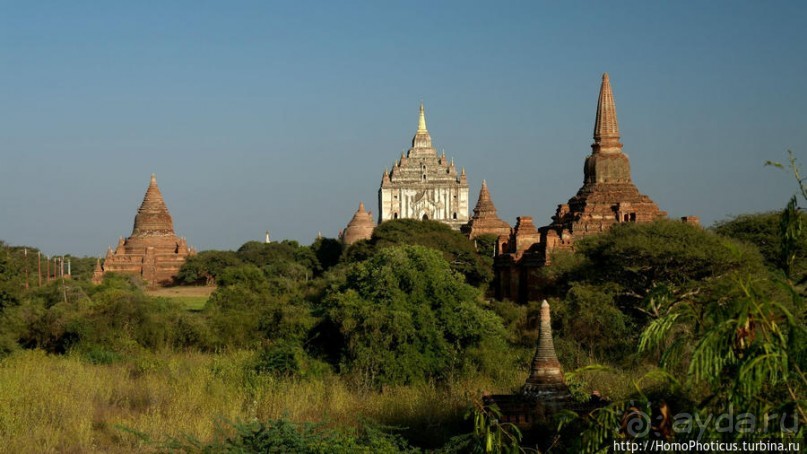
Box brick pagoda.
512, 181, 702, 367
95, 174, 195, 286
340, 201, 375, 245
495, 74, 668, 302
461, 180, 511, 240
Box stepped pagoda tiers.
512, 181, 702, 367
95, 174, 195, 286
484, 301, 601, 436
522, 301, 571, 400
340, 202, 376, 245
378, 103, 470, 229
495, 74, 668, 302
461, 180, 511, 240
543, 73, 666, 242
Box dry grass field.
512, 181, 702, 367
0, 349, 520, 453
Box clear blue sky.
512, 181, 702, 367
1, 1, 805, 256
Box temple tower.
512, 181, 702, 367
494, 74, 668, 302
378, 103, 470, 229
550, 73, 666, 240
99, 174, 195, 286
461, 180, 511, 240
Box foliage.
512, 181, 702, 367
176, 250, 242, 285
205, 264, 317, 350
347, 219, 493, 288
567, 152, 807, 451
252, 340, 329, 378
311, 237, 343, 275
62, 255, 98, 281
552, 284, 634, 360
167, 417, 419, 453
439, 400, 525, 453
564, 220, 768, 322
713, 211, 807, 284
318, 245, 510, 387
0, 243, 23, 311
474, 234, 499, 260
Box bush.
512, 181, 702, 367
167, 418, 418, 453
346, 219, 493, 288
318, 245, 510, 387
252, 340, 331, 378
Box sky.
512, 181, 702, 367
1, 1, 806, 257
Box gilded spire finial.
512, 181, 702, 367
417, 101, 427, 132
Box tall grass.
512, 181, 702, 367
0, 350, 521, 453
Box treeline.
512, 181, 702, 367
0, 221, 510, 387
0, 207, 805, 451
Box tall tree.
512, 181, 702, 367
318, 245, 507, 387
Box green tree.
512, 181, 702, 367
714, 211, 807, 284
238, 240, 319, 279
571, 220, 768, 320
318, 245, 508, 387
176, 250, 242, 285
311, 237, 343, 274
0, 241, 24, 310
205, 264, 318, 353
346, 219, 493, 288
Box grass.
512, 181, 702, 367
0, 349, 520, 453
146, 286, 214, 311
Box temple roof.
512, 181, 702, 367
347, 202, 373, 226
410, 102, 435, 154
342, 201, 375, 244
592, 73, 623, 153
472, 180, 497, 218
131, 174, 176, 237
463, 179, 511, 238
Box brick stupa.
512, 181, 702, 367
484, 300, 585, 434
96, 174, 195, 286
495, 74, 668, 302
461, 180, 511, 240
340, 201, 375, 245
522, 300, 571, 401
543, 73, 666, 248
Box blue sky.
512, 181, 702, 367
1, 1, 806, 256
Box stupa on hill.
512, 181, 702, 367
340, 202, 375, 245
94, 174, 195, 286
461, 179, 511, 240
